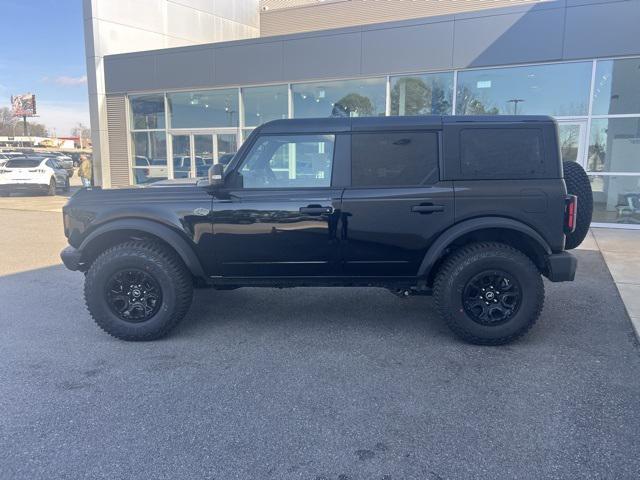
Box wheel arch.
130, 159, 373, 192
78, 218, 207, 280
419, 217, 552, 283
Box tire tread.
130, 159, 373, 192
433, 242, 544, 345
84, 240, 193, 341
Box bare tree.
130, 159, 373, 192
0, 107, 18, 136
27, 122, 48, 137
71, 122, 91, 148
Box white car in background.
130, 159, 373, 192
0, 156, 70, 197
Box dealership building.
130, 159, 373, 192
83, 0, 640, 227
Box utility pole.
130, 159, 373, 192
507, 98, 525, 115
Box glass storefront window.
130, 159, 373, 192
242, 85, 288, 126
588, 118, 640, 173
590, 175, 640, 224
592, 58, 640, 115
292, 78, 386, 118
131, 131, 167, 184
456, 62, 592, 116
168, 89, 239, 128
390, 73, 453, 116
130, 94, 165, 130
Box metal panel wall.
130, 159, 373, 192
259, 0, 558, 36
104, 0, 640, 95
106, 95, 130, 188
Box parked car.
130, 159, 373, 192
0, 156, 70, 196
134, 156, 168, 184
44, 152, 74, 176
0, 151, 25, 159
61, 116, 592, 344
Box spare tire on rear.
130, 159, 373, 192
563, 161, 593, 249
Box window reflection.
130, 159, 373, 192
592, 58, 640, 115
558, 124, 581, 163
588, 118, 640, 173
390, 73, 453, 116
168, 89, 238, 128
240, 135, 335, 188
292, 78, 386, 118
456, 62, 592, 116
242, 85, 288, 126
130, 94, 165, 130
131, 131, 168, 184
590, 175, 640, 224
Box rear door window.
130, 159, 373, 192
351, 131, 439, 187
460, 128, 545, 178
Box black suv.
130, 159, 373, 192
61, 116, 592, 345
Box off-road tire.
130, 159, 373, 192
563, 161, 592, 249
47, 178, 56, 196
84, 241, 193, 341
433, 242, 544, 345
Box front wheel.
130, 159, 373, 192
47, 178, 56, 196
84, 241, 194, 341
433, 242, 544, 345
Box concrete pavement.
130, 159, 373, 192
577, 228, 640, 341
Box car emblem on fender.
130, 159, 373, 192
193, 208, 209, 216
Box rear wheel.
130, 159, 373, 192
434, 242, 544, 345
563, 161, 592, 249
47, 178, 56, 196
84, 241, 194, 341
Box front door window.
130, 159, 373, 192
239, 134, 335, 188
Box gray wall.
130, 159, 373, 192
104, 0, 640, 94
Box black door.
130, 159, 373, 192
211, 133, 346, 277
341, 129, 454, 277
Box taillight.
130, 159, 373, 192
565, 195, 577, 234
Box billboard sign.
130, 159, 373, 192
11, 93, 37, 117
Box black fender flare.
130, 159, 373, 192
79, 218, 207, 279
417, 217, 552, 277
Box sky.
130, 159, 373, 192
0, 0, 89, 136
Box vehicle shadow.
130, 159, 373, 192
5, 185, 82, 199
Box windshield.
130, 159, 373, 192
5, 159, 41, 168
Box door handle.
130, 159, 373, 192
300, 205, 333, 215
411, 204, 444, 214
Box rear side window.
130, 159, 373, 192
351, 131, 439, 187
460, 128, 545, 178
6, 159, 41, 168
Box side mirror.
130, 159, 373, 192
208, 163, 224, 187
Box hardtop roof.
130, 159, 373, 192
256, 115, 555, 134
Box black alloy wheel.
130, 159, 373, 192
105, 269, 163, 322
462, 270, 521, 326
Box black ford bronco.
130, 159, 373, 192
61, 116, 592, 345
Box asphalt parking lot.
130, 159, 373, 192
1, 200, 639, 479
